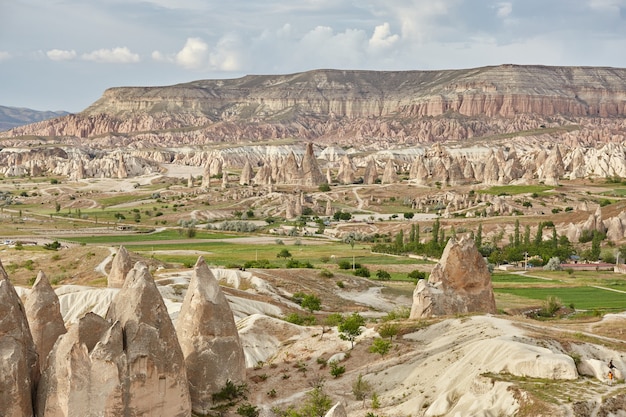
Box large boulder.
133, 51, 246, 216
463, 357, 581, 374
410, 236, 497, 318
25, 270, 67, 374
106, 262, 191, 417
0, 261, 38, 417
107, 245, 132, 288
176, 257, 246, 414
36, 313, 126, 417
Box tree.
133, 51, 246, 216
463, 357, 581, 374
475, 223, 482, 249
369, 338, 392, 357
514, 219, 520, 247
277, 248, 292, 259
375, 269, 391, 281
338, 312, 365, 349
301, 294, 321, 314
407, 269, 426, 281
403, 212, 414, 220
352, 374, 373, 402
432, 218, 441, 247
299, 386, 333, 417
377, 322, 398, 341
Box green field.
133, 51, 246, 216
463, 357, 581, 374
480, 185, 554, 196
58, 229, 237, 244
494, 286, 626, 311
491, 273, 551, 283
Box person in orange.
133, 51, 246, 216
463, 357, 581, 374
608, 370, 614, 386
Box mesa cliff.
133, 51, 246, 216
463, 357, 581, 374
4, 65, 626, 144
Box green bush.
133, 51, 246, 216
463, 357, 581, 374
353, 267, 370, 278
329, 361, 346, 378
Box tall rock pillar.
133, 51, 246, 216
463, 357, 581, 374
176, 257, 246, 415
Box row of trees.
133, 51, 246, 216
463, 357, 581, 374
371, 217, 615, 266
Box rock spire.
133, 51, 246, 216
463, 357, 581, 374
176, 257, 246, 414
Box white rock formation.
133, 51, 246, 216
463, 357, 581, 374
0, 262, 38, 417
176, 257, 246, 414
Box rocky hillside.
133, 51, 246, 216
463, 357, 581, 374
0, 105, 69, 131
4, 65, 626, 144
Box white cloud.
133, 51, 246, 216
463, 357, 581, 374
81, 47, 140, 63
175, 37, 209, 70
46, 49, 77, 61
588, 0, 626, 12
0, 51, 10, 61
369, 23, 400, 50
496, 2, 513, 18
209, 34, 243, 71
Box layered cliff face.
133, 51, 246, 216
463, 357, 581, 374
4, 65, 626, 143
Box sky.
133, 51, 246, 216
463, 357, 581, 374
1, 0, 626, 112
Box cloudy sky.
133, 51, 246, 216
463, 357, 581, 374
2, 0, 626, 112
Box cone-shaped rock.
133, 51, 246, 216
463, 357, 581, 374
106, 262, 191, 417
301, 142, 325, 186
381, 159, 398, 184
37, 313, 125, 417
176, 257, 246, 414
337, 155, 356, 184
0, 261, 38, 417
107, 245, 132, 288
363, 158, 378, 185
240, 159, 254, 185
25, 270, 66, 375
410, 236, 497, 318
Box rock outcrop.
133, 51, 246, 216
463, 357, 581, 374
0, 261, 38, 417
105, 262, 191, 417
410, 236, 497, 318
175, 257, 246, 414
107, 245, 132, 288
37, 313, 126, 417
25, 271, 67, 374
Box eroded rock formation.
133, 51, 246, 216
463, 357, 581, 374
176, 257, 246, 414
37, 313, 126, 417
25, 271, 67, 375
410, 236, 497, 318
105, 262, 191, 417
0, 261, 38, 417
107, 245, 132, 288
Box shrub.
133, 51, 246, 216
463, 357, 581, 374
43, 241, 61, 251
329, 361, 346, 378
338, 260, 352, 269
375, 269, 391, 281
369, 338, 392, 357
237, 404, 259, 417
336, 280, 345, 288
212, 380, 248, 404
407, 269, 426, 281
284, 313, 316, 326
319, 269, 334, 278
353, 267, 370, 278
352, 374, 372, 401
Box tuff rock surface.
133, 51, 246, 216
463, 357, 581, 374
410, 236, 497, 318
37, 313, 126, 417
105, 262, 191, 417
175, 257, 246, 414
0, 261, 38, 417
25, 270, 67, 375
107, 245, 132, 288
